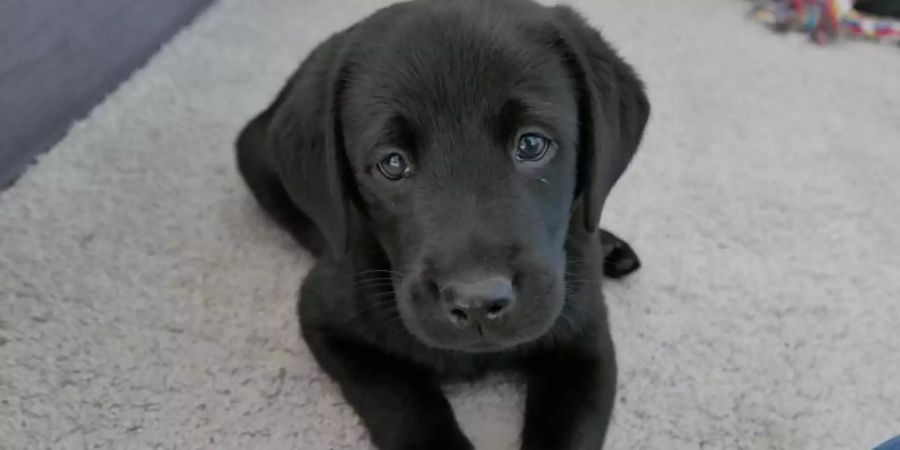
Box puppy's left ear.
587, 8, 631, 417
266, 32, 355, 256
552, 6, 651, 232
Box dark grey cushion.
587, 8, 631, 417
0, 0, 213, 186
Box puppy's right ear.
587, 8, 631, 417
267, 33, 354, 256
552, 6, 651, 233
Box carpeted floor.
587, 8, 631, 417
2, 0, 899, 449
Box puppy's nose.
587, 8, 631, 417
441, 276, 515, 326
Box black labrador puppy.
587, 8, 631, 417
236, 0, 649, 448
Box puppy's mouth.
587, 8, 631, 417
450, 341, 512, 354
413, 330, 526, 354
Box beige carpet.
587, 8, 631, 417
2, 0, 900, 449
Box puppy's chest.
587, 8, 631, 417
416, 349, 517, 381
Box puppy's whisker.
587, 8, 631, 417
563, 274, 599, 281
353, 276, 402, 282
565, 256, 591, 262
353, 281, 394, 292
565, 260, 595, 268
354, 288, 397, 296
352, 278, 401, 287
355, 269, 404, 274
353, 284, 398, 292
354, 270, 405, 278
563, 272, 598, 277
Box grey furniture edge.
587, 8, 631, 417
0, 0, 215, 188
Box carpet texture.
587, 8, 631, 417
1, 0, 899, 449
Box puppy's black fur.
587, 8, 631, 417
236, 0, 649, 448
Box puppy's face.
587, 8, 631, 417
267, 2, 648, 353
343, 23, 579, 352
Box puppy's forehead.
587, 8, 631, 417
344, 7, 576, 148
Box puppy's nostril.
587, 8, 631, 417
449, 308, 469, 324
484, 298, 512, 320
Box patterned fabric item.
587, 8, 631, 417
751, 0, 900, 44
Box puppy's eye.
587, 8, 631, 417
515, 134, 550, 162
377, 153, 411, 180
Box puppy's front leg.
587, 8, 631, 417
303, 329, 473, 450
521, 332, 617, 450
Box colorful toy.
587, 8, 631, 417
842, 9, 900, 39
751, 0, 900, 44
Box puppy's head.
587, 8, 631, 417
270, 1, 649, 352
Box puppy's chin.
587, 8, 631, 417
407, 329, 544, 354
